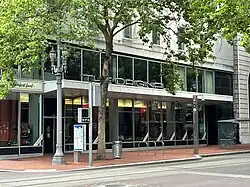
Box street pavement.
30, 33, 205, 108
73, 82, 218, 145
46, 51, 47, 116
1, 153, 250, 187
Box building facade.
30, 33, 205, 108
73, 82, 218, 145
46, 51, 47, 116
0, 27, 238, 157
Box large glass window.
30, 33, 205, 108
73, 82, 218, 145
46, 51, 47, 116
215, 72, 233, 95
134, 100, 147, 141
198, 70, 205, 93
101, 54, 117, 78
186, 68, 197, 92
64, 48, 81, 81
162, 102, 175, 142
118, 56, 133, 79
21, 93, 40, 146
206, 71, 214, 93
118, 99, 133, 141
0, 93, 41, 148
83, 50, 100, 80
134, 58, 147, 81
0, 99, 18, 147
149, 101, 161, 141
175, 102, 186, 142
179, 66, 186, 90
149, 61, 161, 83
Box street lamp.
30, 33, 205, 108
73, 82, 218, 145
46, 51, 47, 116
49, 44, 68, 165
193, 94, 204, 155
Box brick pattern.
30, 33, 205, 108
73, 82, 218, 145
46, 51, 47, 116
0, 145, 250, 171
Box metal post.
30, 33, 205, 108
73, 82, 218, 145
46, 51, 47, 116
18, 94, 21, 156
52, 44, 66, 165
193, 95, 199, 155
88, 82, 93, 166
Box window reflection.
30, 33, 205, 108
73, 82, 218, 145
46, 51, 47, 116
119, 100, 133, 141
187, 68, 197, 92
101, 54, 117, 78
149, 61, 161, 83
83, 50, 100, 80
118, 56, 132, 79
65, 48, 81, 81
134, 58, 147, 81
206, 71, 214, 93
134, 100, 147, 141
215, 72, 233, 95
179, 67, 186, 90
198, 70, 205, 93
149, 101, 161, 141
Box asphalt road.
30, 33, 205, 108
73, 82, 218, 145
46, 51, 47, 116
1, 153, 250, 187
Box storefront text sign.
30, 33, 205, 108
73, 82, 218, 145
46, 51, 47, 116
82, 74, 164, 89
74, 124, 86, 152
13, 80, 43, 92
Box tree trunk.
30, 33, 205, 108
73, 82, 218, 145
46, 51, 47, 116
96, 35, 113, 160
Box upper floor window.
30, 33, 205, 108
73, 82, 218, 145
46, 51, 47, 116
177, 28, 185, 51
152, 29, 160, 45
215, 71, 233, 95
124, 26, 132, 39
178, 42, 185, 51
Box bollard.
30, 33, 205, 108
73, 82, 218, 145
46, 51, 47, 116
74, 151, 80, 163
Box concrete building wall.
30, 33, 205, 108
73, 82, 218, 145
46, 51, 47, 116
233, 39, 250, 143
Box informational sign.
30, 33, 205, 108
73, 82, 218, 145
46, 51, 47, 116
74, 124, 86, 152
78, 108, 90, 123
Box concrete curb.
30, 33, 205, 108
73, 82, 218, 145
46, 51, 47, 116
201, 150, 250, 157
0, 156, 202, 173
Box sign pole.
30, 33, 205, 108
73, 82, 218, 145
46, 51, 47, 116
88, 82, 93, 166
193, 95, 199, 155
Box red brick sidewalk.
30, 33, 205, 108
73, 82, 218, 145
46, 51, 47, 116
0, 144, 250, 171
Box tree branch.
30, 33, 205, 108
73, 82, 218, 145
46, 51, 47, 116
111, 18, 121, 34
113, 19, 141, 37
103, 6, 111, 34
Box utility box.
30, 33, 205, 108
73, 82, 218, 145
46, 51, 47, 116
217, 119, 240, 149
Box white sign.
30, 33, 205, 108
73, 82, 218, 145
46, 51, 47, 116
74, 124, 86, 151
78, 108, 89, 123
13, 80, 43, 92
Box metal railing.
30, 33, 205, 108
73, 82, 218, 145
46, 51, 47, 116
137, 141, 166, 156
137, 141, 149, 155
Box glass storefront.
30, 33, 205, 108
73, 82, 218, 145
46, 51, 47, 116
59, 96, 207, 152
0, 93, 43, 156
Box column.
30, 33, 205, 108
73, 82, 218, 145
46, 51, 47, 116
109, 98, 118, 142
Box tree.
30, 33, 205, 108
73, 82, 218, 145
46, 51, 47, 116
0, 0, 93, 99
190, 0, 250, 52
70, 0, 221, 159
1, 0, 218, 160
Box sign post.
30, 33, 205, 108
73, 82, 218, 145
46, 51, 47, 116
77, 82, 93, 166
73, 124, 86, 162
88, 82, 93, 166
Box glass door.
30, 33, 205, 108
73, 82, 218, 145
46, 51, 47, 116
43, 117, 56, 154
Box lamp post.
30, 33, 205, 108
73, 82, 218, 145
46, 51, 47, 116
49, 44, 68, 165
193, 94, 204, 155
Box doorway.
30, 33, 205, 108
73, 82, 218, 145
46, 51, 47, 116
44, 117, 56, 154
206, 105, 218, 145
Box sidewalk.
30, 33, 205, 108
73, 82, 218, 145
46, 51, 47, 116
0, 144, 250, 171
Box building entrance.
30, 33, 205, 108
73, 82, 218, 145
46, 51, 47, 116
44, 117, 56, 154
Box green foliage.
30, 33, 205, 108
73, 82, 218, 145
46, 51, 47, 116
190, 0, 250, 52
162, 61, 183, 95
